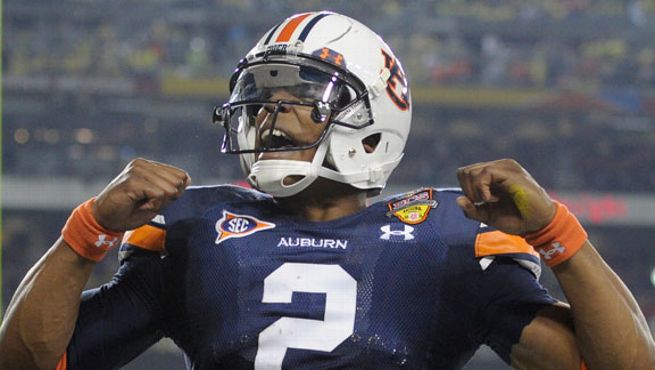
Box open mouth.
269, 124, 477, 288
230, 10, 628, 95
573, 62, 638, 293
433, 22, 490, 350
260, 128, 297, 149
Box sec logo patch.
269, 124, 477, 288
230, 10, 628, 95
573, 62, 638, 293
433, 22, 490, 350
215, 210, 275, 245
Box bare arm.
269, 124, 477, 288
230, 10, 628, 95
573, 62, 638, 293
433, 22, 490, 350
510, 242, 655, 370
0, 158, 190, 370
550, 241, 654, 369
457, 159, 655, 370
0, 240, 94, 370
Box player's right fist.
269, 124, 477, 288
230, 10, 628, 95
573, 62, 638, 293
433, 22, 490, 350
92, 158, 191, 232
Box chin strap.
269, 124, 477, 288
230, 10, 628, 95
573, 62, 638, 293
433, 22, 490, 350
248, 139, 402, 198
317, 154, 403, 188
248, 159, 317, 197
248, 135, 331, 197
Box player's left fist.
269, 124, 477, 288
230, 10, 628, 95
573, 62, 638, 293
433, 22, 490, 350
456, 159, 556, 235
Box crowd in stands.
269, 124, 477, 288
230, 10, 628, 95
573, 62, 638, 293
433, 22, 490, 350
398, 30, 655, 89
399, 107, 655, 192
4, 0, 655, 193
4, 0, 655, 88
5, 105, 655, 193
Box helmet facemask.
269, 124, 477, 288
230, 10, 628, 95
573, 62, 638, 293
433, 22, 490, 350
214, 57, 375, 197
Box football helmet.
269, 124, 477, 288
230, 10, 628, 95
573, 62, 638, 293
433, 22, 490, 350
214, 11, 412, 197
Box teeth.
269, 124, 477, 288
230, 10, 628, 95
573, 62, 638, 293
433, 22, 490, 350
261, 128, 291, 142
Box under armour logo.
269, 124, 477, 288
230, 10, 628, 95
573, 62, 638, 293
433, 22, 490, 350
94, 234, 120, 249
538, 242, 566, 260
380, 225, 415, 241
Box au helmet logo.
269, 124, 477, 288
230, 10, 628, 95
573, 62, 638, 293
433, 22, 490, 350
215, 210, 276, 245
381, 49, 410, 111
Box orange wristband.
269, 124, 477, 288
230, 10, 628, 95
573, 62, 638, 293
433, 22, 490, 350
61, 198, 124, 262
524, 201, 588, 267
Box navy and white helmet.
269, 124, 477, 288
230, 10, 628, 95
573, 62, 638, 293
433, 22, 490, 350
215, 11, 412, 197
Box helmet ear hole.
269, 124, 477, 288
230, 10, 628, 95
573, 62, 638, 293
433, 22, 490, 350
362, 133, 381, 153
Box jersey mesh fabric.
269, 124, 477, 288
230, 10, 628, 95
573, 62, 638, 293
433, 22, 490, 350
66, 186, 555, 370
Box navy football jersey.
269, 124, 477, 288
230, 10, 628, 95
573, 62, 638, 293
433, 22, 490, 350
61, 186, 556, 370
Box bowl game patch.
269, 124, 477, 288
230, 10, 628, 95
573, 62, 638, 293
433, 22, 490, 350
387, 188, 438, 225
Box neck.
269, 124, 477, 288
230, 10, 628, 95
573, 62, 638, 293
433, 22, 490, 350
275, 180, 369, 222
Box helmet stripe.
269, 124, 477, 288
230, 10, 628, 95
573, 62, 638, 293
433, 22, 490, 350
275, 13, 312, 43
298, 12, 331, 42
263, 23, 282, 45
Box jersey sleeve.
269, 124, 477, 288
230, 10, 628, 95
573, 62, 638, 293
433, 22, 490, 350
62, 223, 168, 370
473, 238, 557, 364
474, 226, 542, 278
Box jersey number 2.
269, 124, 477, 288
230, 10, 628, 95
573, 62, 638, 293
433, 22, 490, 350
254, 263, 357, 370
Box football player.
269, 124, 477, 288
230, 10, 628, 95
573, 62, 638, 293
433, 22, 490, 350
1, 11, 654, 370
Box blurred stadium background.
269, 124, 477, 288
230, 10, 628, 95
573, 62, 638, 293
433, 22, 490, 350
3, 0, 655, 369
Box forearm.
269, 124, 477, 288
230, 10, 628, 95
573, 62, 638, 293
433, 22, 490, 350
553, 241, 655, 370
0, 238, 95, 370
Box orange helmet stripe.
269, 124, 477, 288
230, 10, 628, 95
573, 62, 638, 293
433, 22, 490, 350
275, 13, 312, 43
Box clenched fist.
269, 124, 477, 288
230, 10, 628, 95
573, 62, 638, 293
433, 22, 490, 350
456, 159, 556, 235
92, 158, 191, 232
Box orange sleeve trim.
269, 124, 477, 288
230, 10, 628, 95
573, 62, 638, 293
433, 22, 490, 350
475, 230, 539, 258
55, 352, 67, 370
124, 224, 166, 252
275, 13, 311, 42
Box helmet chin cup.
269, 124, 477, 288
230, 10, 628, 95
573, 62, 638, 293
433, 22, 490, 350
247, 135, 330, 197
248, 160, 317, 197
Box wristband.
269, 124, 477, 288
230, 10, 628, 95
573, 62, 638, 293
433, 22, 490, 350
524, 201, 588, 268
61, 198, 124, 262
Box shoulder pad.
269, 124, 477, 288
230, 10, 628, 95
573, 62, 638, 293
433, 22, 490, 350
121, 184, 269, 255
185, 184, 271, 202
163, 183, 272, 224
433, 187, 464, 195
